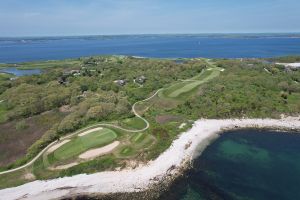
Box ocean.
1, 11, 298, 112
1, 34, 300, 63
160, 129, 300, 200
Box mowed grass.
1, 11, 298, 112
120, 117, 147, 129
162, 69, 221, 98
52, 128, 117, 162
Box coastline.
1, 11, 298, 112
0, 117, 299, 200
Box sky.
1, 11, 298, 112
0, 0, 300, 37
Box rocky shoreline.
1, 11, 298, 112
1, 117, 299, 200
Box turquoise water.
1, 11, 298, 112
160, 129, 300, 200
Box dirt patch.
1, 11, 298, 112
0, 111, 66, 167
155, 115, 182, 124
47, 140, 71, 154
78, 127, 103, 137
79, 141, 120, 160
59, 105, 71, 113
23, 173, 35, 180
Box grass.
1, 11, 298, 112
131, 132, 146, 143
59, 156, 120, 177
160, 59, 222, 100
119, 146, 136, 157
0, 72, 14, 81
130, 132, 155, 149
0, 168, 31, 189
0, 111, 67, 168
120, 117, 147, 129
164, 69, 220, 98
0, 103, 7, 123
50, 128, 117, 162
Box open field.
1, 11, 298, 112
0, 111, 66, 167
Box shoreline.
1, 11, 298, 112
0, 117, 299, 200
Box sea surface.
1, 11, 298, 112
160, 129, 300, 200
1, 34, 300, 63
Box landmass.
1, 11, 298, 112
0, 55, 299, 199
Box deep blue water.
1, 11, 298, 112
160, 129, 300, 200
1, 34, 300, 63
0, 68, 41, 76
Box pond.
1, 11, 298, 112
0, 68, 42, 77
160, 129, 300, 200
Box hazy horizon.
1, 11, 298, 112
1, 0, 300, 37
1, 32, 300, 38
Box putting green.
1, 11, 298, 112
51, 128, 117, 161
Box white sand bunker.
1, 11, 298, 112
78, 127, 103, 137
49, 162, 79, 170
47, 140, 70, 153
79, 141, 120, 160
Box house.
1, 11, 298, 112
58, 76, 68, 84
9, 77, 18, 81
134, 75, 147, 84
114, 79, 126, 86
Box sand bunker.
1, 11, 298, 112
47, 140, 70, 154
78, 127, 103, 137
49, 162, 79, 170
79, 141, 120, 159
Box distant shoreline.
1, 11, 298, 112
1, 32, 300, 39
1, 35, 300, 63
1, 117, 299, 200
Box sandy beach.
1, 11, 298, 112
0, 117, 299, 200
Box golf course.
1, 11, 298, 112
0, 58, 225, 188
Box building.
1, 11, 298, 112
135, 75, 147, 84
114, 79, 126, 86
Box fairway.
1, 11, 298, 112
52, 128, 117, 161
121, 117, 147, 129
162, 68, 221, 99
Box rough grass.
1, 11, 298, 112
0, 111, 66, 167
119, 146, 136, 157
0, 103, 7, 123
0, 168, 31, 189
51, 129, 117, 162
130, 133, 155, 149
